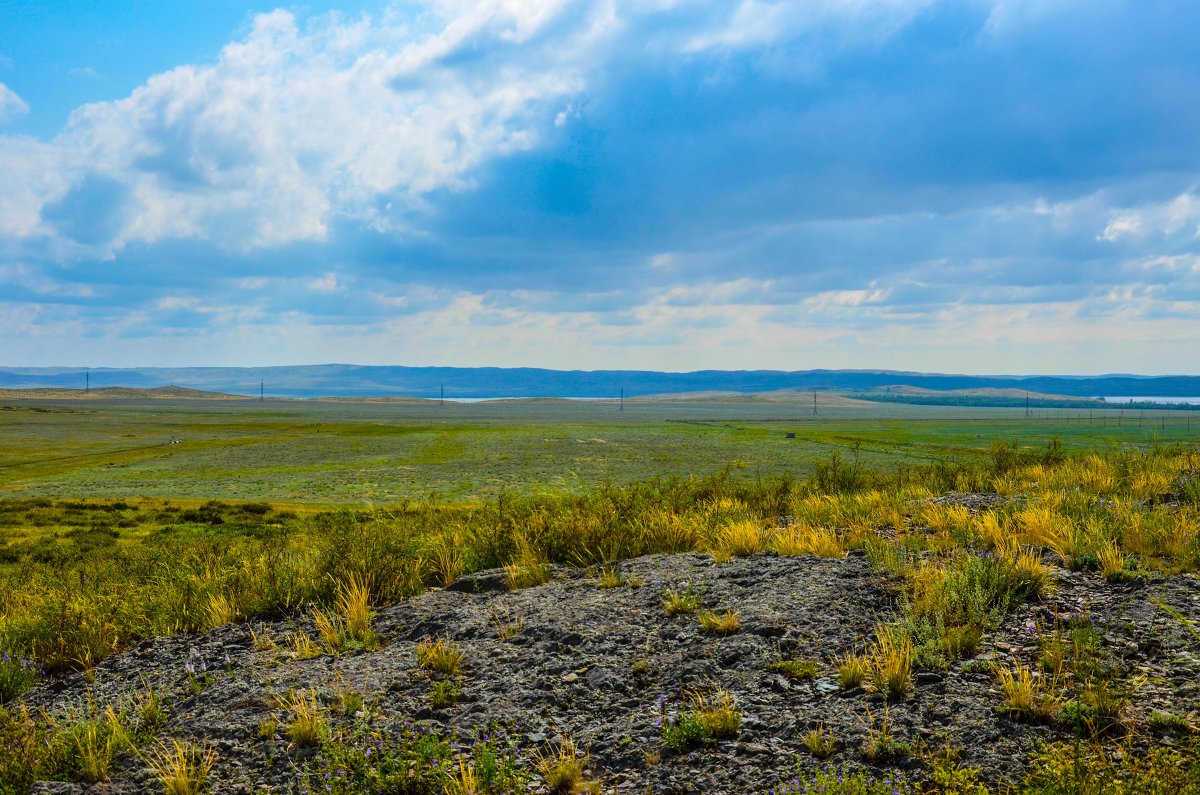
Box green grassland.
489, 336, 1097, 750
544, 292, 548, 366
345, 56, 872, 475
2, 396, 1195, 504
2, 395, 1200, 792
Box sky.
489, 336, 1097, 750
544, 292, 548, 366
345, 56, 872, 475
1, 0, 1199, 374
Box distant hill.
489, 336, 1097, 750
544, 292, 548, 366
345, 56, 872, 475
0, 365, 1197, 400
0, 385, 250, 400
635, 389, 879, 406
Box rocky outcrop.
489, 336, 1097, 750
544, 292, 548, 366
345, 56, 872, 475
18, 549, 1200, 793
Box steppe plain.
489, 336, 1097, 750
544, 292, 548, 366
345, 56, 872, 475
2, 394, 1199, 794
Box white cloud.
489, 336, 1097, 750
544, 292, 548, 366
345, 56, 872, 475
0, 263, 94, 297
0, 0, 992, 261
802, 288, 889, 308
308, 272, 341, 293
1100, 190, 1200, 242
4, 5, 599, 257
0, 135, 70, 237
684, 0, 934, 55
0, 82, 28, 122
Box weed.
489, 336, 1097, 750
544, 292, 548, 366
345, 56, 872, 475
429, 678, 463, 709
996, 662, 1063, 722
335, 573, 377, 646
773, 523, 844, 557
662, 583, 703, 616
715, 520, 768, 559
660, 687, 741, 752
284, 690, 325, 748
452, 757, 479, 795
697, 609, 741, 635
504, 545, 551, 590
336, 689, 363, 716
1148, 709, 1192, 735
68, 700, 131, 782
802, 722, 837, 758
0, 653, 40, 703
288, 630, 321, 660
771, 765, 910, 794
689, 687, 741, 738
1097, 541, 1132, 582
416, 635, 466, 676
868, 626, 913, 700
249, 624, 278, 652
597, 565, 624, 588
144, 739, 217, 795
134, 684, 166, 733
489, 606, 524, 641
204, 593, 239, 630
426, 532, 465, 587
660, 711, 710, 753
311, 608, 346, 654
1023, 737, 1200, 793
923, 747, 989, 795
296, 722, 529, 794
837, 652, 870, 689
860, 704, 910, 763
769, 658, 821, 680
533, 735, 592, 794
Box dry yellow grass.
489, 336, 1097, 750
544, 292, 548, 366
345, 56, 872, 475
145, 739, 217, 795
996, 662, 1064, 721
715, 520, 768, 558
867, 626, 913, 700
773, 522, 844, 557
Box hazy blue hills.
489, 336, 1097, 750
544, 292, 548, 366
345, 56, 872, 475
1, 365, 1199, 399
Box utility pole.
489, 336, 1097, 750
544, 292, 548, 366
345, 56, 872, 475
620, 387, 624, 412
85, 369, 89, 392
440, 384, 444, 406
812, 391, 817, 416
1025, 395, 1030, 419
260, 380, 264, 401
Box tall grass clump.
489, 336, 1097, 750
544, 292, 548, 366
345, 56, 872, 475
145, 739, 217, 795
898, 545, 1049, 669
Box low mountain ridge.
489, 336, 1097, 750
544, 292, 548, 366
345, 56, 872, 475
1, 365, 1198, 399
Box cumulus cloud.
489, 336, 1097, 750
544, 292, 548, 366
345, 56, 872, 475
1100, 191, 1200, 242
0, 82, 28, 122
8, 5, 599, 256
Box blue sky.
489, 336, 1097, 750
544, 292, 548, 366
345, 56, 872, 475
2, 0, 1199, 373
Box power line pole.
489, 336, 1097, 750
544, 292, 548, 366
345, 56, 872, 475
85, 369, 89, 392
620, 387, 624, 412
440, 384, 444, 406
260, 380, 264, 401
812, 391, 817, 416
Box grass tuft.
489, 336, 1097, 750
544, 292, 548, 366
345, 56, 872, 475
533, 736, 593, 794
416, 635, 465, 676
697, 609, 741, 635
145, 738, 217, 795
284, 690, 325, 748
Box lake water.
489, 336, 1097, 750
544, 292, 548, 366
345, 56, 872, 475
441, 396, 611, 403
1103, 396, 1200, 405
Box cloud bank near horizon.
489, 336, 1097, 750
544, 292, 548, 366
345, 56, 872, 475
2, 0, 1199, 373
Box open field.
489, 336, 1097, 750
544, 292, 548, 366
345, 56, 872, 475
2, 395, 1197, 504
3, 396, 1200, 793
